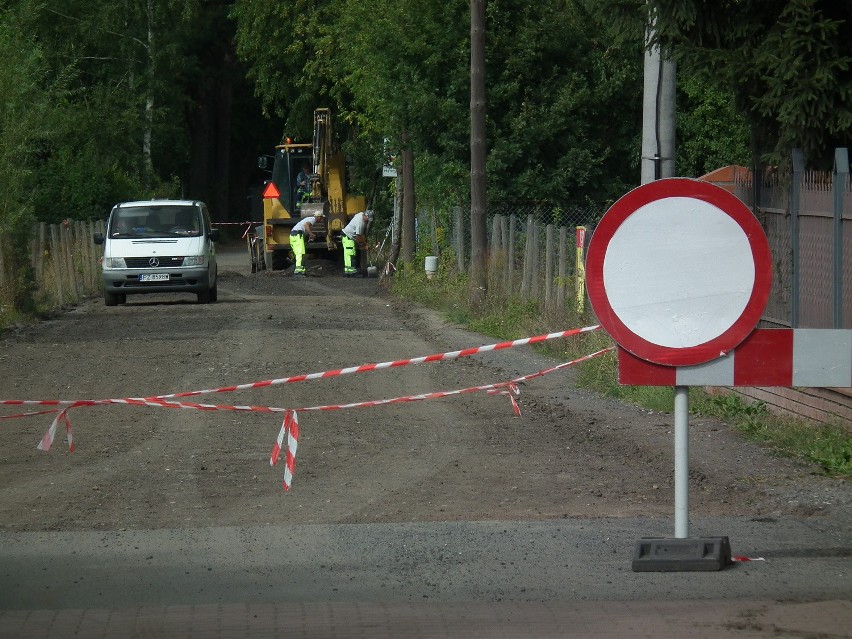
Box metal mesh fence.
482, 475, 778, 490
731, 153, 851, 329
413, 202, 606, 273
392, 202, 608, 317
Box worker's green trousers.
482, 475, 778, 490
341, 234, 357, 274
291, 233, 306, 274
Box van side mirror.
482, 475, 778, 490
93, 233, 105, 245
209, 228, 221, 242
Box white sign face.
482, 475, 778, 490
382, 166, 398, 177
603, 196, 755, 349
586, 178, 772, 366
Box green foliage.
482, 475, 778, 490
676, 74, 751, 176
752, 1, 852, 165
231, 0, 336, 131
648, 0, 852, 166
485, 0, 643, 203
232, 0, 649, 212
692, 391, 851, 476
692, 392, 768, 421
32, 142, 139, 223
0, 5, 53, 213
0, 5, 55, 309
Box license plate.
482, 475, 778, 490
139, 273, 169, 282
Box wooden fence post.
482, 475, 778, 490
77, 221, 88, 292
490, 214, 502, 271
500, 215, 509, 292
63, 223, 80, 302
507, 214, 516, 294
520, 215, 534, 299
489, 214, 504, 293
454, 206, 465, 273
557, 226, 567, 310
530, 220, 540, 302
49, 224, 63, 305
575, 226, 587, 313
545, 224, 554, 310
34, 223, 46, 288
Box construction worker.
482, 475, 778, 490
290, 212, 322, 276
340, 209, 374, 276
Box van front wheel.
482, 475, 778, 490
197, 286, 216, 304
104, 291, 119, 307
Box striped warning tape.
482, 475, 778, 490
1, 327, 610, 490
266, 348, 611, 489
151, 324, 602, 401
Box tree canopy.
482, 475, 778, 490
647, 0, 852, 167
231, 0, 651, 208
1, 0, 843, 232
0, 0, 276, 226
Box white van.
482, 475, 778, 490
93, 200, 220, 306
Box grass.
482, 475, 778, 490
691, 392, 852, 476
0, 300, 37, 333
388, 260, 852, 478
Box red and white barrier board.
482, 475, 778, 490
618, 328, 852, 387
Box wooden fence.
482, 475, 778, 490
0, 220, 105, 312
485, 214, 587, 314
415, 210, 590, 316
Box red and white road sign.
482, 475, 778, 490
587, 178, 772, 366
618, 328, 852, 387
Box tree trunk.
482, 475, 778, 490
401, 131, 415, 266
469, 0, 488, 303
214, 50, 234, 217
454, 206, 465, 273
142, 0, 155, 189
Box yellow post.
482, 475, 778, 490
575, 226, 587, 313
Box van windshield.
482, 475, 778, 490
109, 205, 202, 238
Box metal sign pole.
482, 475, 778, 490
674, 386, 689, 539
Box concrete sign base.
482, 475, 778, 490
632, 536, 732, 572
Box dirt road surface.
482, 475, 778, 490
0, 245, 849, 637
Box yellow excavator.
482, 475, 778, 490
250, 108, 366, 271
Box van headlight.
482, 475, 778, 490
183, 255, 208, 267
103, 257, 126, 268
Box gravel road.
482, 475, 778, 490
0, 245, 848, 636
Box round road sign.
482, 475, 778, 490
587, 178, 771, 366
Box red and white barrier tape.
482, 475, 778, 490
1, 327, 611, 490
212, 221, 262, 226
37, 408, 75, 453
732, 556, 765, 562
12, 346, 608, 479
151, 324, 601, 401
284, 411, 299, 490
269, 410, 300, 490
266, 348, 611, 488
287, 348, 611, 415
